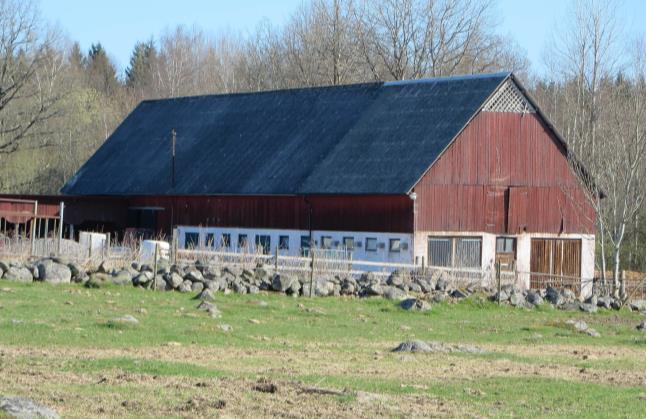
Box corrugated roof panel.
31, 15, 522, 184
61, 73, 509, 195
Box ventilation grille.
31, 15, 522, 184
483, 80, 535, 113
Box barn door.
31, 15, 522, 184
484, 186, 507, 233
507, 187, 528, 233
530, 238, 582, 289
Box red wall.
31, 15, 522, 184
413, 111, 596, 234
128, 194, 413, 234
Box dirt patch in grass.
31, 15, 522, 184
2, 342, 644, 391
0, 355, 460, 418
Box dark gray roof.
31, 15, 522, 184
62, 72, 510, 195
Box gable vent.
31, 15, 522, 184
483, 79, 535, 113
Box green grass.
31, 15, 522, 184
0, 281, 644, 417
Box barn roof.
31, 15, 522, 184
62, 72, 511, 196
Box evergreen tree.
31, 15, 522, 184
125, 39, 157, 97
87, 42, 119, 95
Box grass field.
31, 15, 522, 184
0, 282, 644, 418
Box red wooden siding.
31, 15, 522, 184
414, 111, 595, 234
128, 195, 413, 234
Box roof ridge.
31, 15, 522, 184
137, 72, 512, 105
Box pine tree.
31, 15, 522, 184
126, 40, 157, 88
87, 42, 119, 95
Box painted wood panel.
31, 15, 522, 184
414, 111, 595, 234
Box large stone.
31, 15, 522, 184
111, 269, 133, 286
3, 266, 33, 283
132, 272, 153, 286
165, 272, 183, 289
450, 289, 468, 299
597, 296, 613, 309
392, 340, 432, 353
630, 300, 646, 312
271, 274, 295, 292
526, 290, 543, 306
85, 272, 112, 288
232, 281, 247, 294
153, 275, 170, 291
194, 288, 215, 302
0, 395, 60, 419
36, 260, 71, 284
387, 270, 410, 287
382, 286, 407, 300
110, 314, 139, 325
636, 321, 646, 331
0, 260, 10, 273
561, 288, 577, 302
545, 287, 563, 305
435, 274, 450, 291
559, 302, 581, 311
365, 283, 384, 296
185, 268, 204, 283
179, 280, 192, 293
313, 277, 335, 297
509, 292, 525, 307
400, 298, 431, 312
191, 281, 204, 293
579, 303, 598, 313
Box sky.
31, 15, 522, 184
39, 0, 646, 77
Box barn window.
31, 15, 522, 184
342, 236, 354, 250
221, 233, 231, 248
455, 238, 481, 268
366, 237, 378, 252
238, 234, 248, 249
496, 237, 516, 253
205, 233, 215, 248
389, 238, 401, 252
279, 235, 289, 250
321, 236, 333, 249
482, 79, 535, 113
255, 235, 271, 254
428, 236, 482, 269
184, 232, 199, 249
300, 235, 311, 256
496, 236, 516, 271
428, 238, 452, 267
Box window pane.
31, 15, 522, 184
342, 237, 354, 250
255, 235, 271, 254
496, 237, 516, 253
455, 238, 481, 268
185, 232, 199, 248
321, 236, 332, 249
221, 233, 231, 248
205, 233, 215, 247
238, 234, 247, 249
389, 238, 401, 252
428, 238, 451, 267
300, 235, 311, 256
279, 235, 289, 250
366, 237, 378, 251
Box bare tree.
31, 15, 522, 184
353, 0, 501, 80
0, 0, 63, 154
544, 0, 622, 288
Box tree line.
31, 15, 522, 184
0, 0, 643, 294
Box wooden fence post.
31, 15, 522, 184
309, 248, 315, 298
171, 228, 178, 265
30, 201, 38, 257
152, 243, 159, 291
274, 245, 279, 271
496, 261, 501, 305
57, 202, 64, 256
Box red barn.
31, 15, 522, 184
58, 72, 595, 286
